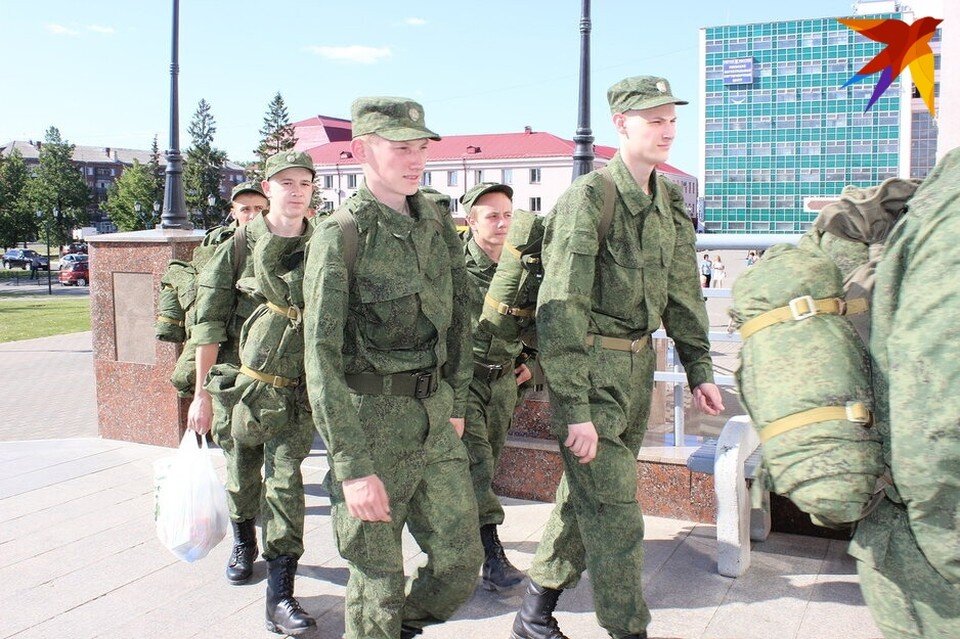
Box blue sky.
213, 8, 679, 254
1, 0, 861, 174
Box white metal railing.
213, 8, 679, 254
653, 233, 802, 447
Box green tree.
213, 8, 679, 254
0, 149, 34, 248
102, 161, 159, 231
23, 127, 90, 248
250, 92, 298, 181
147, 134, 165, 207
184, 100, 229, 229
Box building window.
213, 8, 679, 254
474, 170, 483, 183
450, 199, 458, 212
529, 197, 541, 212
447, 171, 458, 186
502, 168, 513, 184
347, 174, 358, 188
323, 175, 333, 188
421, 171, 432, 186
529, 168, 541, 184
322, 201, 335, 211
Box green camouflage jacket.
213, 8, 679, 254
192, 214, 269, 364
302, 185, 473, 481
537, 152, 713, 425
464, 237, 524, 366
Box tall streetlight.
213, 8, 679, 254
134, 201, 143, 229
160, 0, 191, 229
206, 194, 216, 230
571, 0, 595, 179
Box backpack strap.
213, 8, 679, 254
231, 224, 247, 282
331, 209, 359, 282
596, 167, 616, 243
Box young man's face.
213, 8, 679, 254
616, 102, 677, 169
468, 192, 513, 250
356, 135, 429, 201
262, 168, 314, 219
230, 192, 268, 225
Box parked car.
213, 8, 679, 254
59, 261, 89, 286
59, 253, 90, 269
3, 249, 50, 270
61, 242, 88, 256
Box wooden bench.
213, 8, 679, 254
686, 415, 771, 577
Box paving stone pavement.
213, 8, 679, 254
0, 327, 882, 639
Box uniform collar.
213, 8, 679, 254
466, 236, 496, 271
606, 152, 666, 217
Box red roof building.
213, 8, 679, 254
298, 120, 697, 222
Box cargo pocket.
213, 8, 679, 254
333, 508, 402, 572
596, 240, 644, 321
357, 276, 424, 347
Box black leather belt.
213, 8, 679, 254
344, 367, 443, 399
473, 360, 512, 383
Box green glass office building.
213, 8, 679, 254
699, 6, 939, 233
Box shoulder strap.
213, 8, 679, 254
331, 209, 359, 282
232, 225, 247, 282
596, 167, 616, 242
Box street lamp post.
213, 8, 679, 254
206, 194, 216, 230
160, 0, 191, 229
134, 201, 143, 229
571, 0, 595, 180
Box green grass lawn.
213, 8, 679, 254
0, 297, 91, 343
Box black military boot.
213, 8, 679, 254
510, 580, 568, 639
265, 555, 316, 636
225, 518, 258, 584
480, 523, 525, 591
617, 634, 648, 639
400, 624, 423, 639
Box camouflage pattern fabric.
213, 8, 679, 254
478, 209, 543, 342
731, 244, 883, 527
165, 223, 240, 395
799, 178, 918, 344
156, 260, 192, 343
302, 185, 482, 638
463, 237, 524, 526
528, 153, 711, 637
849, 147, 960, 637
205, 229, 313, 446
193, 213, 313, 560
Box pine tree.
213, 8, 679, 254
184, 100, 229, 229
147, 135, 165, 207
0, 149, 33, 248
102, 161, 160, 232
251, 92, 298, 181
23, 127, 90, 248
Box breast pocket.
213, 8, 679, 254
596, 239, 645, 321
356, 275, 424, 347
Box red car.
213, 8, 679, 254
59, 261, 89, 286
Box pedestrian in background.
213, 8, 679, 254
711, 255, 726, 287
700, 252, 712, 287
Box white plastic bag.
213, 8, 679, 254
153, 432, 229, 562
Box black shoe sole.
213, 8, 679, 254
265, 619, 316, 636
481, 576, 524, 592
225, 572, 253, 585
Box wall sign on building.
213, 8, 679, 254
723, 58, 755, 85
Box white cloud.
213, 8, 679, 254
45, 23, 79, 36
305, 45, 392, 65
403, 17, 427, 26
87, 25, 115, 35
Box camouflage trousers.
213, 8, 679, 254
529, 343, 655, 637
328, 382, 484, 639
212, 397, 314, 560
462, 366, 520, 526
851, 499, 960, 638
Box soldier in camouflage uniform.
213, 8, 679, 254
187, 151, 317, 636
850, 147, 960, 638
460, 182, 531, 591
510, 76, 724, 639
303, 97, 483, 639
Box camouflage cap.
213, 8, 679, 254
351, 96, 441, 141
459, 182, 514, 212
420, 187, 452, 213
264, 150, 316, 180
230, 180, 266, 201
607, 75, 688, 114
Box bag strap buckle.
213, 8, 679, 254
788, 295, 818, 321
845, 401, 871, 425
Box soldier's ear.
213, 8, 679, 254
350, 138, 367, 163
612, 113, 627, 135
